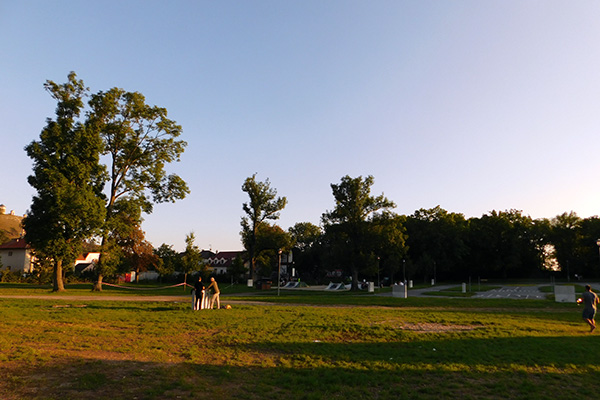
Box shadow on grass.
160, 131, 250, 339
247, 335, 599, 368
3, 335, 600, 400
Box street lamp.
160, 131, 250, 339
277, 249, 282, 296
377, 256, 380, 288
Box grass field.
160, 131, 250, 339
0, 283, 599, 399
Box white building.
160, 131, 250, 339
0, 238, 34, 273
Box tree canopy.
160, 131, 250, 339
24, 72, 106, 291
86, 82, 190, 290
322, 175, 396, 290
23, 72, 189, 290
241, 174, 287, 281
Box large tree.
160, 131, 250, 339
179, 232, 205, 290
87, 87, 190, 290
322, 175, 395, 290
241, 174, 287, 281
24, 72, 106, 291
467, 210, 541, 279
154, 243, 181, 280
405, 206, 468, 282
242, 222, 293, 279
289, 222, 323, 282
369, 212, 408, 285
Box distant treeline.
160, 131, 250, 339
287, 207, 600, 284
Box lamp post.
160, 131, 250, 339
596, 239, 600, 269
277, 249, 282, 296
377, 256, 380, 288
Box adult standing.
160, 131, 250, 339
207, 277, 220, 309
582, 284, 599, 332
193, 276, 205, 310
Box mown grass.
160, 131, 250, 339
0, 284, 599, 399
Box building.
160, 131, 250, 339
201, 250, 245, 275
74, 252, 101, 275
0, 238, 34, 273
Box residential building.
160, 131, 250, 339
74, 252, 101, 275
0, 238, 34, 273
201, 250, 245, 275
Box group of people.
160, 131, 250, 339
193, 276, 220, 310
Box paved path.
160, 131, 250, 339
376, 284, 548, 299
471, 285, 546, 300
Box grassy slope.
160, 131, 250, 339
0, 214, 23, 244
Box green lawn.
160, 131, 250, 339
0, 283, 598, 399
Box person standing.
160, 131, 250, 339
193, 276, 205, 310
206, 277, 220, 309
582, 284, 599, 333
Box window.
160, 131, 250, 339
8, 251, 12, 257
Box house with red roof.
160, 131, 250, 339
201, 250, 245, 275
0, 238, 34, 273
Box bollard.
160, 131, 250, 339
392, 285, 407, 298
409, 280, 413, 288
247, 279, 253, 288
462, 282, 466, 293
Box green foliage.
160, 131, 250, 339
228, 254, 248, 283
322, 175, 397, 289
179, 232, 205, 284
550, 212, 600, 279
241, 174, 287, 280
247, 223, 293, 278
24, 72, 107, 292
154, 243, 181, 277
289, 222, 323, 282
81, 77, 189, 289
467, 210, 543, 279
405, 206, 469, 281
88, 88, 189, 214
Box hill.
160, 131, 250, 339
0, 214, 24, 245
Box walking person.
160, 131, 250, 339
193, 276, 205, 310
206, 277, 220, 309
582, 284, 599, 333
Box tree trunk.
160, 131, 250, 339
53, 259, 65, 292
351, 266, 359, 291
183, 272, 187, 292
94, 233, 109, 292
93, 274, 103, 291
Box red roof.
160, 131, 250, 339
0, 238, 30, 250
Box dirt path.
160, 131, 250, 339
0, 294, 275, 306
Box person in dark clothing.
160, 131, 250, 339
582, 284, 599, 333
193, 276, 205, 310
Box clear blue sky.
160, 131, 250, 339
2, 1, 600, 251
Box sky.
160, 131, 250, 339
2, 1, 600, 252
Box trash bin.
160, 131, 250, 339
255, 279, 272, 290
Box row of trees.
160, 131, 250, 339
24, 73, 600, 291
24, 73, 188, 291
239, 175, 600, 289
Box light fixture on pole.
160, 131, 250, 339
277, 249, 282, 296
